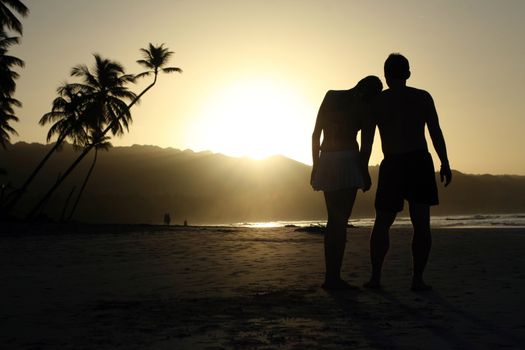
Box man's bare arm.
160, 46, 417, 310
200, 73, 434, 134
425, 94, 452, 186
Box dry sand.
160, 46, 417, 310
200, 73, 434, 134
1, 224, 524, 349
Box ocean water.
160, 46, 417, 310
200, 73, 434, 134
234, 213, 525, 229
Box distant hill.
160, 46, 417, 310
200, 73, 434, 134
1, 142, 525, 224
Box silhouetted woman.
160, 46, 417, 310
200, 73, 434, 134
311, 76, 382, 289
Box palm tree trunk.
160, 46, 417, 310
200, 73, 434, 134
67, 148, 97, 222
2, 135, 66, 213
27, 79, 157, 220
60, 185, 76, 222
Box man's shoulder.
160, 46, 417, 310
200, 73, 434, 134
381, 86, 431, 96
406, 86, 433, 100
379, 87, 433, 104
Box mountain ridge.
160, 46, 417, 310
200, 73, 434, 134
1, 142, 524, 224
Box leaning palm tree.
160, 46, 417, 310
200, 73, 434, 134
69, 55, 136, 135
27, 43, 181, 219
26, 54, 137, 218
1, 83, 89, 211
0, 0, 29, 35
131, 43, 182, 107
4, 56, 134, 215
40, 84, 91, 147
66, 132, 111, 221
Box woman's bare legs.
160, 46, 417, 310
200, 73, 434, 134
322, 188, 358, 289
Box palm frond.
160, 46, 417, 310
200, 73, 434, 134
95, 141, 112, 151
135, 71, 152, 79
0, 32, 20, 49
2, 0, 29, 16
71, 64, 99, 88
0, 0, 28, 35
162, 67, 183, 74
40, 110, 65, 126
136, 59, 154, 70
0, 53, 24, 68
0, 95, 21, 108
135, 43, 180, 79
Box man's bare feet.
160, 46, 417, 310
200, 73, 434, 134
411, 279, 432, 291
363, 279, 382, 289
322, 278, 359, 290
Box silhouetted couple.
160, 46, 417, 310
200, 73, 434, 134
311, 53, 452, 291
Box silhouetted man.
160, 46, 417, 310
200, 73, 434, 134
361, 53, 452, 291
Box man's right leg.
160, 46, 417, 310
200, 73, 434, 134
365, 210, 396, 288
409, 201, 432, 291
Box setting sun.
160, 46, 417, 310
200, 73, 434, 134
188, 78, 316, 161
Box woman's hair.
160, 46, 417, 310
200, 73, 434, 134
356, 75, 383, 97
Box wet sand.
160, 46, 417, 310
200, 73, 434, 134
1, 225, 524, 349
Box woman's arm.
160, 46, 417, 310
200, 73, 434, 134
312, 92, 330, 167
359, 105, 376, 192
311, 92, 329, 185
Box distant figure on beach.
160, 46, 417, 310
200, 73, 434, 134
163, 212, 171, 226
311, 76, 383, 290
361, 53, 452, 291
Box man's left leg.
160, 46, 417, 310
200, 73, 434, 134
408, 201, 432, 291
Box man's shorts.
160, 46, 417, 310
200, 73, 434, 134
375, 150, 439, 212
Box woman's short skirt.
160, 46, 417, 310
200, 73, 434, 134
311, 149, 364, 192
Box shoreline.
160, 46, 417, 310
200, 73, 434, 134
2, 218, 525, 237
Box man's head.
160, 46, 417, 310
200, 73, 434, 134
384, 53, 410, 87
355, 75, 383, 101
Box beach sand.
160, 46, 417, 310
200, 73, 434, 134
1, 224, 524, 349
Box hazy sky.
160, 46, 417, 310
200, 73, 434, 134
8, 0, 525, 175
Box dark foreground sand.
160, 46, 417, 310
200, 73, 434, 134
1, 225, 524, 349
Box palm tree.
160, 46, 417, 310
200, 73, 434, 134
0, 29, 23, 150
0, 93, 19, 148
132, 43, 182, 107
69, 55, 136, 135
0, 29, 24, 95
27, 43, 182, 220
4, 56, 135, 215
66, 132, 111, 221
0, 0, 29, 35
0, 0, 27, 209
0, 95, 18, 206
40, 84, 91, 146
26, 55, 137, 218
1, 83, 90, 211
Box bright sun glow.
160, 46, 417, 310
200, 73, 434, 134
189, 78, 315, 162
